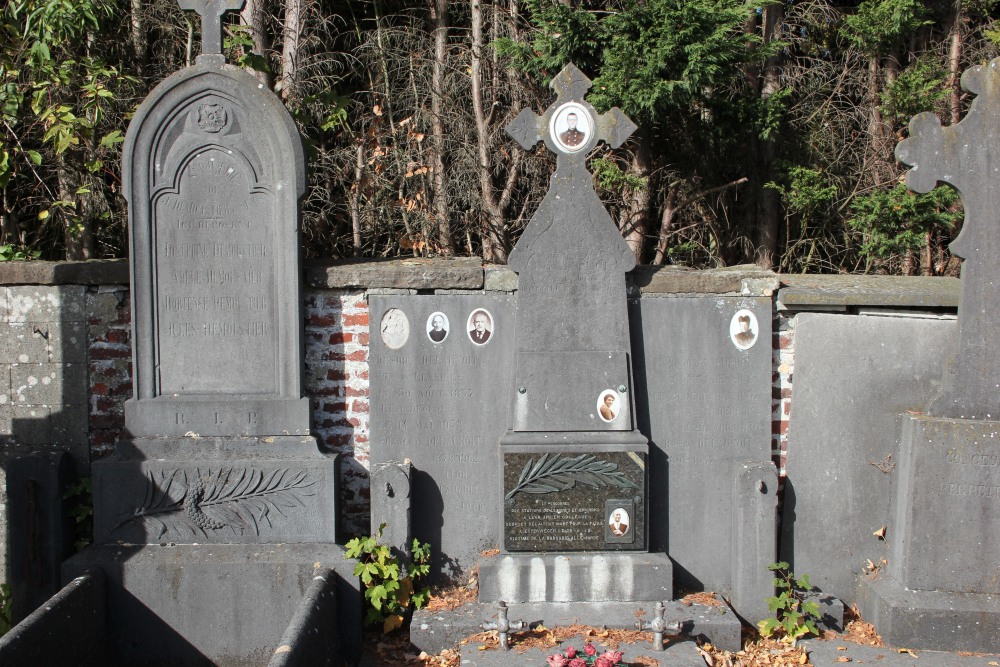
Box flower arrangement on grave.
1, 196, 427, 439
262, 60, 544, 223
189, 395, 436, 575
546, 643, 626, 667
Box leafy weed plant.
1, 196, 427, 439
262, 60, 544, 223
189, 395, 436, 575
345, 523, 431, 633
758, 562, 821, 644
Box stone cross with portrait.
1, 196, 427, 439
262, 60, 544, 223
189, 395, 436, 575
496, 64, 654, 558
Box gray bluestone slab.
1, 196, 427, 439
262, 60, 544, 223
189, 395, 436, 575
888, 416, 1000, 595
122, 30, 308, 438
731, 461, 778, 626
369, 293, 514, 579
896, 57, 1000, 419
370, 461, 412, 559
803, 639, 1000, 667
411, 598, 741, 655
306, 257, 484, 290
776, 275, 959, 311
458, 634, 706, 667
0, 570, 108, 667
92, 437, 338, 545
478, 553, 672, 603
7, 452, 75, 623
780, 313, 955, 605
631, 265, 779, 296
630, 295, 772, 597
62, 543, 362, 667
857, 573, 1000, 653
267, 570, 341, 667
0, 259, 128, 287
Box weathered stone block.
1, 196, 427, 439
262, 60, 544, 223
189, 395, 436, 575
781, 313, 954, 604
6, 286, 86, 323
11, 363, 86, 406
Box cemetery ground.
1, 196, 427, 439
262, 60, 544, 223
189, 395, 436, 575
352, 574, 1000, 667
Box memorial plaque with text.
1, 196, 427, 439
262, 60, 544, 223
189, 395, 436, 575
155, 149, 275, 395
503, 450, 645, 551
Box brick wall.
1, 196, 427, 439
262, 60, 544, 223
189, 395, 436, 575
304, 291, 371, 537
771, 311, 794, 478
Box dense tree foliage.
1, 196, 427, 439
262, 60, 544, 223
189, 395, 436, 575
1, 0, 996, 273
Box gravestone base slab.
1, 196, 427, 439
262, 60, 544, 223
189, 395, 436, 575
457, 633, 706, 667
478, 553, 672, 603
410, 597, 740, 655
856, 573, 1000, 653
62, 543, 362, 666
92, 436, 338, 545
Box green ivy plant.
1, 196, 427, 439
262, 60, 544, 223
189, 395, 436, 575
345, 523, 431, 633
0, 583, 12, 636
758, 562, 822, 644
63, 477, 93, 552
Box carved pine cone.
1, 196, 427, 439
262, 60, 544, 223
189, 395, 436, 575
184, 478, 226, 530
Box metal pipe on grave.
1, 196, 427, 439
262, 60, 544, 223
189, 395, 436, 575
480, 601, 527, 651
635, 601, 686, 651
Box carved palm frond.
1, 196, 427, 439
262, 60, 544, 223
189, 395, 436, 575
504, 453, 638, 501
116, 466, 316, 538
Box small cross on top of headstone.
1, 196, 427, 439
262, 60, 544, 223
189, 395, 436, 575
178, 0, 245, 57
506, 64, 637, 167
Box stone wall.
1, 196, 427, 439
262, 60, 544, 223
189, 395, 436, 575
0, 259, 960, 587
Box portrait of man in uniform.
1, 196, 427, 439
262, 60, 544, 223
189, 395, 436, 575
550, 102, 592, 154
559, 112, 585, 147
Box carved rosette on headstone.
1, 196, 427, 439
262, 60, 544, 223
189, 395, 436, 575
856, 57, 1000, 653
497, 65, 653, 561
93, 0, 335, 546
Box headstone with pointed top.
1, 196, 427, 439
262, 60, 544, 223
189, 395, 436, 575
856, 56, 1000, 654
62, 2, 361, 663
477, 64, 673, 605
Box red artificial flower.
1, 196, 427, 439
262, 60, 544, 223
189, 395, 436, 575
595, 658, 614, 667
546, 654, 569, 667
602, 650, 625, 664
568, 659, 587, 667
565, 646, 578, 658
584, 643, 598, 657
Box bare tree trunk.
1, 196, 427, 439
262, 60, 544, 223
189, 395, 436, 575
351, 142, 364, 257
653, 186, 678, 265
429, 0, 453, 254
130, 0, 148, 69
242, 0, 274, 87
280, 0, 303, 103
754, 0, 783, 269
57, 154, 95, 260
948, 0, 963, 124
471, 0, 508, 262
622, 134, 652, 263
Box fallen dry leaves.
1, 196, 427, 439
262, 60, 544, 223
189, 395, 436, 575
681, 591, 725, 607
423, 567, 479, 612
817, 607, 884, 647
700, 637, 811, 667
